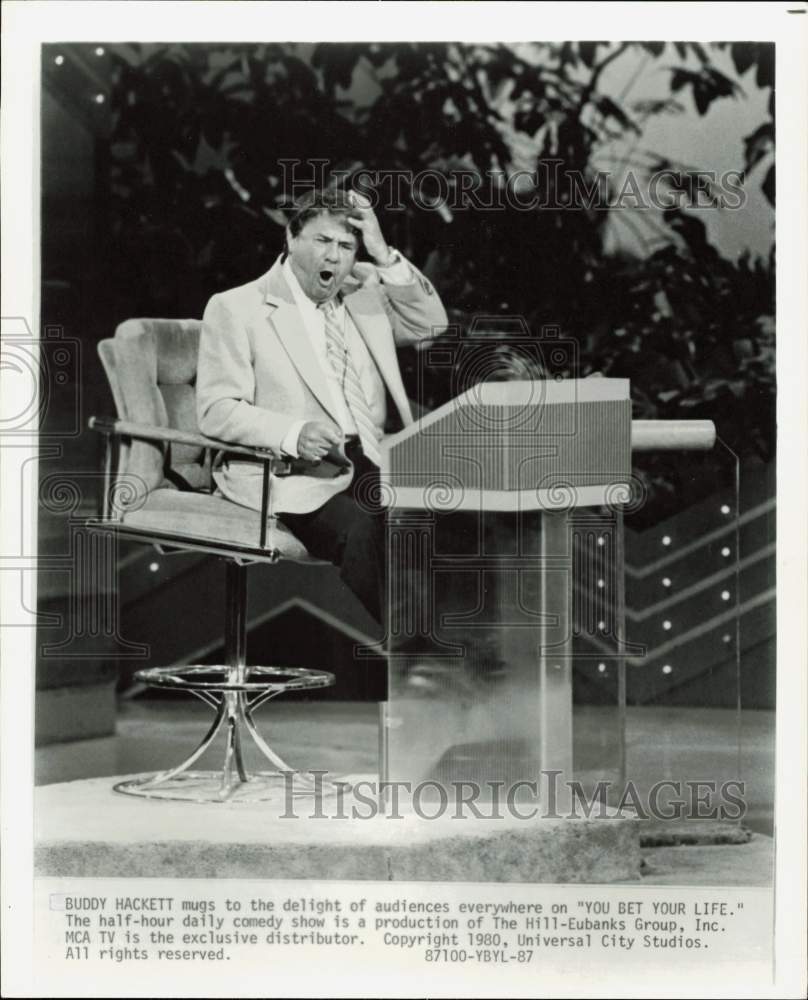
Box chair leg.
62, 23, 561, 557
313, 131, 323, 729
225, 560, 248, 683
113, 559, 343, 803
241, 698, 293, 771
220, 691, 250, 799
133, 697, 230, 788
216, 560, 252, 797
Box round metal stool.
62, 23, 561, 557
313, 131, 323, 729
113, 664, 339, 803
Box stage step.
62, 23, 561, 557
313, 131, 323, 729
35, 775, 641, 883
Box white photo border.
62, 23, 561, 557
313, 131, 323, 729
1, 3, 805, 997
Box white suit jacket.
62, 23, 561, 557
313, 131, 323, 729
196, 254, 448, 514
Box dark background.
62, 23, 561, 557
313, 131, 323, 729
41, 41, 775, 514
37, 41, 775, 726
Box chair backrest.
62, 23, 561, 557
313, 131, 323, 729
98, 319, 211, 499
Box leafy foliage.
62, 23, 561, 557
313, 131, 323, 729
104, 40, 775, 514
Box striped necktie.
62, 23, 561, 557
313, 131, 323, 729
320, 300, 381, 465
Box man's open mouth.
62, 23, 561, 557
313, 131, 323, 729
318, 269, 335, 284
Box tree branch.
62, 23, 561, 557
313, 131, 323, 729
581, 41, 631, 105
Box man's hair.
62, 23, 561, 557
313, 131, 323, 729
286, 189, 355, 240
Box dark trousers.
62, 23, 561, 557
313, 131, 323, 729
278, 439, 386, 624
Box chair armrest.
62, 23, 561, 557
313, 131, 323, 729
88, 416, 291, 471
89, 416, 286, 548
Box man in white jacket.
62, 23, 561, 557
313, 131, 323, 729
197, 189, 448, 622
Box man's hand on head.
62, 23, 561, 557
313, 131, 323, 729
345, 191, 394, 266
297, 421, 343, 463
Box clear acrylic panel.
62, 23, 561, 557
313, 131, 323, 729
381, 440, 765, 831
618, 444, 749, 830
385, 502, 620, 805
385, 507, 549, 796
570, 501, 627, 800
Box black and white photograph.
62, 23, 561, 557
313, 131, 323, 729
1, 2, 806, 998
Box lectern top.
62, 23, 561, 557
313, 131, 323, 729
384, 377, 630, 451
471, 377, 630, 405
380, 377, 633, 512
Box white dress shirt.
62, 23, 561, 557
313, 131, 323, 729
280, 254, 413, 457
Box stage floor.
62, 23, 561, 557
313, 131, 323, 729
36, 701, 774, 833
35, 701, 774, 886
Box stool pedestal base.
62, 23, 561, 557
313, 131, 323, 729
113, 664, 338, 804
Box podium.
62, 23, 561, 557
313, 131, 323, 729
377, 378, 714, 796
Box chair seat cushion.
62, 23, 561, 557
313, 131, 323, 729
121, 489, 315, 562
